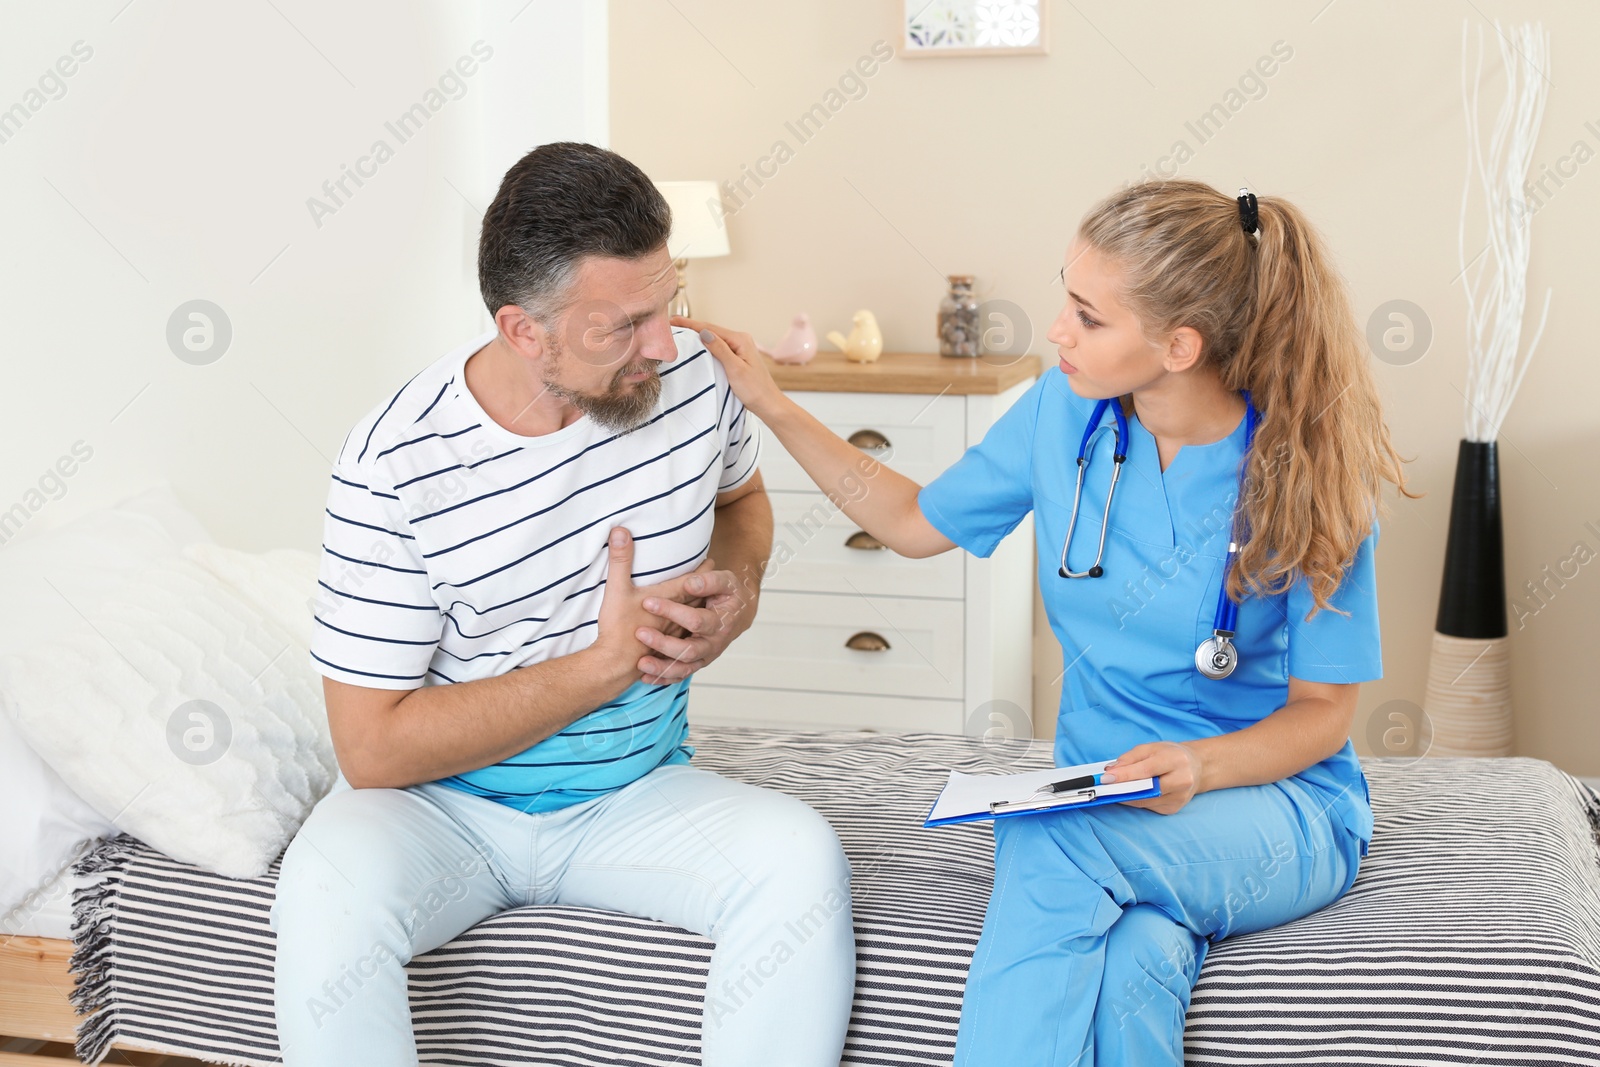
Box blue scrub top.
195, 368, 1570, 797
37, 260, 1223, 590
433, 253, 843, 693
919, 370, 1380, 857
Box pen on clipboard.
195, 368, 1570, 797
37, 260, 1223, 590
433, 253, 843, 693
1034, 773, 1107, 796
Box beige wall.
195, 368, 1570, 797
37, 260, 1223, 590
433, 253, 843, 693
611, 1, 1600, 774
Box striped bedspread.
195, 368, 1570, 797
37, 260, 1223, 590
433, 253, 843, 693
69, 728, 1600, 1065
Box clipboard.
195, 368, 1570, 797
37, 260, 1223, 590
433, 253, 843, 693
924, 759, 1162, 828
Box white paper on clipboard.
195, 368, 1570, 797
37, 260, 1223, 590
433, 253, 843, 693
925, 759, 1159, 826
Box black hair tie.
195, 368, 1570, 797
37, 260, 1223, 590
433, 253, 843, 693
1237, 188, 1259, 236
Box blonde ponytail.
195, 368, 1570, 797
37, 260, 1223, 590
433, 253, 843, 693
1078, 179, 1417, 617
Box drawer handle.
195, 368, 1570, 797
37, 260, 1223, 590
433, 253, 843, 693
845, 631, 891, 652
847, 429, 891, 452
845, 530, 887, 551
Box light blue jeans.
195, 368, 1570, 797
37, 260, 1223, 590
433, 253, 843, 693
953, 774, 1363, 1067
269, 762, 856, 1066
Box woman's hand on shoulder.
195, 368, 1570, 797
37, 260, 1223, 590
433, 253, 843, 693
672, 315, 787, 420
1104, 741, 1205, 815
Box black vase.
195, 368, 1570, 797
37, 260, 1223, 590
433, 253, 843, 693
1435, 439, 1507, 639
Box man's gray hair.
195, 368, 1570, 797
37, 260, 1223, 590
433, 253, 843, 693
477, 142, 672, 323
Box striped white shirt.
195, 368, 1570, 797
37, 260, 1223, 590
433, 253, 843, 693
310, 325, 759, 810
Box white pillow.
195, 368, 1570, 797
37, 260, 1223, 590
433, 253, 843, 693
0, 486, 211, 650
0, 555, 336, 879
0, 707, 115, 925
185, 543, 319, 649
0, 484, 212, 915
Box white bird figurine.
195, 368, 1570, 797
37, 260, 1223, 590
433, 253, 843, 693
826, 309, 884, 364
758, 313, 818, 365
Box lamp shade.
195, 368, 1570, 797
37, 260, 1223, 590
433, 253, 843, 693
655, 180, 731, 260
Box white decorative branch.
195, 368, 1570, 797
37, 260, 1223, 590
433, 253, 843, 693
1456, 20, 1553, 443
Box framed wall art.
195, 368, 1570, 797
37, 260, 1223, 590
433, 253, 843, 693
902, 1, 1048, 58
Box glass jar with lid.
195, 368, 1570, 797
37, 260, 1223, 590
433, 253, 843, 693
938, 274, 980, 357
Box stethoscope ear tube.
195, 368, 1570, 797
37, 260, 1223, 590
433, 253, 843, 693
1057, 391, 1261, 681
1057, 398, 1128, 580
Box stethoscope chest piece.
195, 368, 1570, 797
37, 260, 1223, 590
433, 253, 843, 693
1195, 634, 1238, 680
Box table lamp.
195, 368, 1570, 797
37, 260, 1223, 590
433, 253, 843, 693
654, 180, 730, 318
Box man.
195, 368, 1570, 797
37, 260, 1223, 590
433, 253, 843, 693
270, 142, 855, 1066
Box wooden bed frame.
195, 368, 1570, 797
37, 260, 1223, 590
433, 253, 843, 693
0, 936, 204, 1066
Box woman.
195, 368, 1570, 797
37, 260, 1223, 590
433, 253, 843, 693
672, 178, 1415, 1065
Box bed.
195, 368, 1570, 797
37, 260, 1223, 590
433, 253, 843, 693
4, 493, 1600, 1063
4, 727, 1600, 1066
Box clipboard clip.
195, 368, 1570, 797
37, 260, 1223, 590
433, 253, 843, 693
989, 789, 1097, 815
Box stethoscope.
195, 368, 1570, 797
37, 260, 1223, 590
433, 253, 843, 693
1057, 391, 1260, 680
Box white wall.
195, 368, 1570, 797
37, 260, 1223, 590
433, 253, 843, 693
0, 0, 607, 554
481, 0, 610, 186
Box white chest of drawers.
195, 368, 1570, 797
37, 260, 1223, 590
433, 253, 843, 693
690, 351, 1040, 737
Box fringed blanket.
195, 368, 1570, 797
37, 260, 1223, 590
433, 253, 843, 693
71, 729, 1600, 1065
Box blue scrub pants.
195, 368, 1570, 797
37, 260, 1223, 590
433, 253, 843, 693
952, 773, 1362, 1067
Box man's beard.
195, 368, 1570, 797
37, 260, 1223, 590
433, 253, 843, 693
542, 339, 662, 434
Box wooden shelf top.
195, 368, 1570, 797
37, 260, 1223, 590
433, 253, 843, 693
768, 349, 1044, 395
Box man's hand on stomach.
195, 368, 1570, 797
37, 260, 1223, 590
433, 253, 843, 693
634, 560, 754, 685
591, 526, 722, 688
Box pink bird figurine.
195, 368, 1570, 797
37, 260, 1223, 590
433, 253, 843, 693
758, 313, 818, 365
